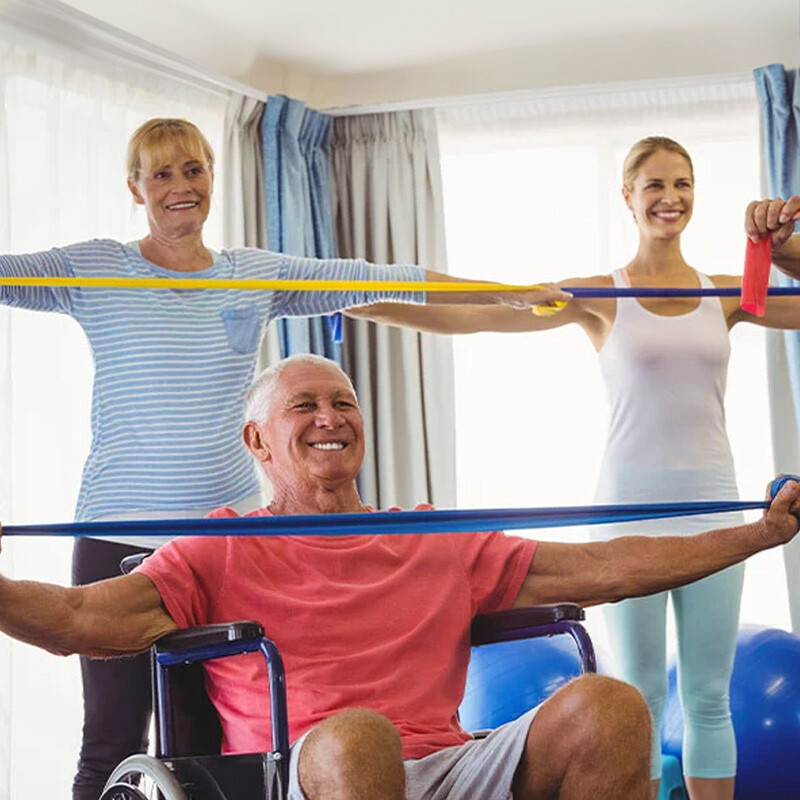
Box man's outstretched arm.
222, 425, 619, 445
514, 480, 800, 608
0, 529, 177, 658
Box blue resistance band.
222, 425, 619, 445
4, 476, 793, 539
565, 286, 800, 299
0, 498, 778, 539
328, 312, 343, 343
326, 286, 800, 343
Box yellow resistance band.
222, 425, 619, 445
0, 276, 543, 292
0, 276, 568, 316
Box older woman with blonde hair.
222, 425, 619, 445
0, 117, 565, 799
353, 135, 800, 800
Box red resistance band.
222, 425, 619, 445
740, 236, 772, 317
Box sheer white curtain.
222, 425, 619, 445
0, 34, 227, 800
437, 78, 787, 660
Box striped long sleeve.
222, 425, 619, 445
1, 239, 426, 522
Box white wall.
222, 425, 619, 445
306, 19, 800, 108
57, 0, 800, 109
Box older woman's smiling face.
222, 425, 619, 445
128, 146, 214, 240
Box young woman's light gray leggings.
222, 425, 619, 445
604, 562, 745, 780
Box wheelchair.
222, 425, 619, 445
100, 556, 596, 800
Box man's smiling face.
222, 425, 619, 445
261, 361, 365, 488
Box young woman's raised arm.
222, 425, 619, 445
744, 196, 800, 280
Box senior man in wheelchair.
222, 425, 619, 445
1, 353, 799, 800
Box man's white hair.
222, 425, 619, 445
244, 353, 355, 425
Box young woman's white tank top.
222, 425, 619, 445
592, 268, 742, 540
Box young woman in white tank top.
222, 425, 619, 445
353, 137, 800, 800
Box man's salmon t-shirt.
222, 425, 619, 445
138, 505, 538, 759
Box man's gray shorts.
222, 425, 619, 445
287, 707, 539, 800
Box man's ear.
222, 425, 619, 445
243, 421, 270, 463
127, 177, 145, 205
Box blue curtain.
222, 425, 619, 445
755, 64, 800, 425
755, 64, 800, 634
262, 95, 341, 362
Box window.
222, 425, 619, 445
0, 39, 227, 798
437, 80, 789, 660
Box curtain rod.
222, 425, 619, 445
322, 71, 754, 117
0, 0, 268, 103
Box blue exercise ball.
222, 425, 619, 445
661, 625, 800, 799
459, 636, 585, 731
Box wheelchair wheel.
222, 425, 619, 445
100, 754, 188, 800
100, 786, 148, 800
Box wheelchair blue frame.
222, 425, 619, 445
471, 605, 597, 673
154, 623, 290, 791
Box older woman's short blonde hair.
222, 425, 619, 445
126, 118, 215, 181
622, 136, 694, 190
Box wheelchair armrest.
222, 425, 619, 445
156, 621, 265, 656
471, 603, 585, 646
120, 552, 149, 575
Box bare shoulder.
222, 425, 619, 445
560, 274, 616, 319
555, 274, 616, 348
707, 273, 742, 289
560, 274, 614, 289
560, 274, 615, 313
704, 272, 745, 326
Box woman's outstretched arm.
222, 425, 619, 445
420, 268, 570, 309
347, 275, 608, 336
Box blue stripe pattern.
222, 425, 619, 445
1, 239, 425, 521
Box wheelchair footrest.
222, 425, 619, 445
165, 752, 283, 800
